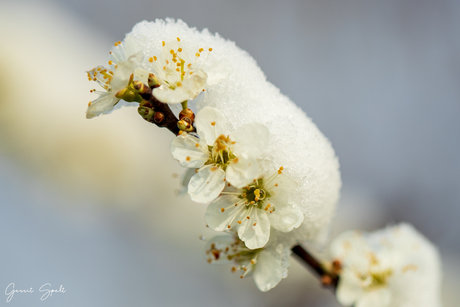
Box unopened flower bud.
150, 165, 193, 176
179, 108, 195, 121
133, 81, 149, 94
115, 87, 143, 103
320, 275, 333, 287
148, 73, 160, 88
177, 117, 194, 132
177, 120, 189, 131
138, 106, 154, 121
153, 111, 164, 123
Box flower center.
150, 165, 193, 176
148, 37, 212, 89
206, 135, 236, 170
242, 179, 269, 208
205, 236, 262, 279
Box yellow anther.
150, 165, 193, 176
170, 49, 174, 54
195, 143, 200, 148
199, 48, 204, 52
250, 259, 256, 264
237, 221, 242, 224
153, 56, 157, 61
177, 37, 180, 41
186, 156, 191, 161
211, 121, 216, 126
118, 41, 121, 44
221, 208, 225, 212
246, 216, 250, 219
253, 223, 257, 226
149, 57, 153, 63
231, 267, 237, 273
187, 63, 192, 68
178, 48, 183, 52
162, 41, 165, 46
195, 52, 200, 57
88, 101, 92, 106
176, 62, 181, 67
176, 68, 180, 72
163, 66, 166, 70
227, 225, 231, 229
189, 72, 194, 75
177, 82, 182, 87
275, 183, 279, 187
166, 60, 169, 64
234, 203, 238, 206
209, 48, 213, 52
108, 60, 113, 65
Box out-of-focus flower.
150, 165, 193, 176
147, 38, 227, 104
204, 234, 290, 292
330, 224, 442, 307
170, 107, 269, 203
204, 168, 303, 249
86, 40, 142, 119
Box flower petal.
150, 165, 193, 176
268, 203, 304, 232
336, 271, 365, 306
188, 165, 226, 203
195, 107, 229, 146
356, 288, 392, 307
152, 69, 207, 104
111, 53, 143, 90
203, 235, 235, 265
230, 123, 269, 158
86, 93, 119, 119
170, 134, 208, 168
238, 208, 270, 249
205, 195, 245, 231
253, 250, 283, 292
226, 155, 260, 188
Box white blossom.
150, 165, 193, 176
204, 168, 303, 249
86, 39, 143, 119
146, 38, 229, 104
125, 19, 341, 247
170, 107, 269, 203
330, 224, 442, 307
204, 234, 290, 292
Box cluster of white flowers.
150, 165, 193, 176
84, 18, 442, 301
85, 18, 341, 292
330, 224, 442, 307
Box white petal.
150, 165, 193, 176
195, 107, 229, 146
203, 235, 235, 265
204, 195, 245, 231
253, 250, 283, 292
230, 123, 269, 158
268, 203, 304, 232
238, 208, 270, 249
170, 134, 208, 168
188, 165, 226, 204
336, 273, 364, 306
134, 68, 150, 85
111, 53, 142, 90
268, 172, 298, 196
152, 70, 206, 104
356, 288, 392, 307
226, 155, 260, 188
86, 93, 119, 119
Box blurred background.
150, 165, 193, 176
0, 0, 458, 306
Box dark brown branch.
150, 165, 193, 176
140, 87, 180, 135
292, 245, 339, 290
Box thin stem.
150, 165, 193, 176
291, 245, 339, 290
